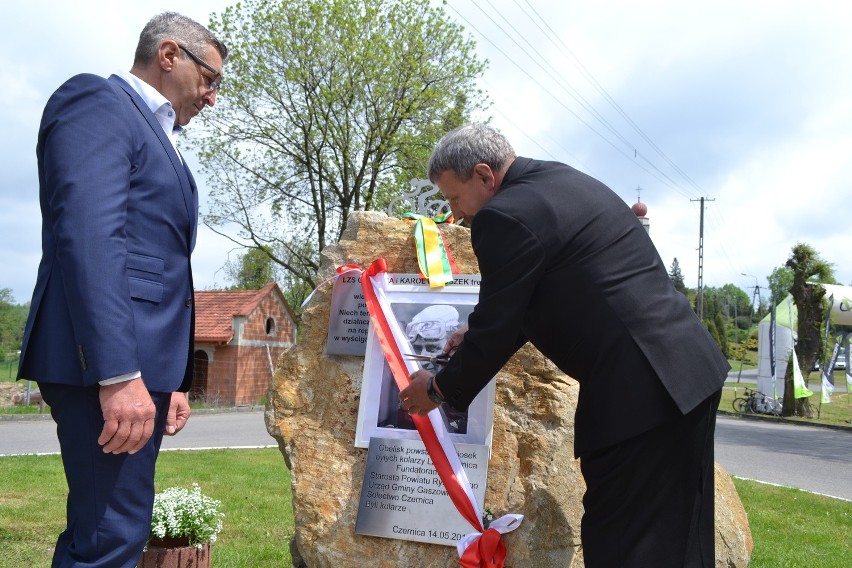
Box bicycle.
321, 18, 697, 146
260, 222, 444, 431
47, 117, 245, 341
731, 388, 782, 416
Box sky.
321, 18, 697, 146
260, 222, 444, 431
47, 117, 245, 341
2, 0, 850, 305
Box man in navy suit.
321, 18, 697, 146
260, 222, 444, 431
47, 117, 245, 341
18, 12, 227, 567
400, 124, 728, 566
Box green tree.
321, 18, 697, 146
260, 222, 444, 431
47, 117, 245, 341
716, 283, 752, 346
713, 311, 729, 357
781, 243, 835, 417
704, 318, 725, 356
0, 288, 28, 360
194, 0, 487, 295
668, 257, 687, 295
228, 246, 276, 290
224, 247, 311, 317
698, 287, 730, 356
719, 284, 750, 321
766, 265, 793, 305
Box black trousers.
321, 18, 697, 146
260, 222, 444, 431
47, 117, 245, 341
580, 389, 722, 568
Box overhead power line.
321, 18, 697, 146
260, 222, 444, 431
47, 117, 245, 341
448, 0, 705, 200
518, 0, 707, 198
446, 1, 753, 285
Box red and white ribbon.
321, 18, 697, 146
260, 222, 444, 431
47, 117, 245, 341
358, 259, 522, 567
300, 264, 363, 309
457, 514, 524, 567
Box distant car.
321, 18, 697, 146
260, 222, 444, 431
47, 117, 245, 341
835, 348, 847, 370
813, 349, 848, 371
821, 348, 847, 371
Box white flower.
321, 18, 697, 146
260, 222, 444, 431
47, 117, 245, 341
150, 483, 224, 548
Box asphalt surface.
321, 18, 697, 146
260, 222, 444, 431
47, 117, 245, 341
715, 415, 851, 501
726, 367, 849, 392
1, 407, 850, 501
0, 407, 276, 456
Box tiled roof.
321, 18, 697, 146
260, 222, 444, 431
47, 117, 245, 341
194, 282, 277, 344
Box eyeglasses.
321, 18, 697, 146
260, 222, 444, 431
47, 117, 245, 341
406, 320, 458, 341
178, 44, 222, 92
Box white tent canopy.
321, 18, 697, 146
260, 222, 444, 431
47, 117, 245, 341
756, 295, 795, 400
756, 283, 852, 401
819, 283, 852, 325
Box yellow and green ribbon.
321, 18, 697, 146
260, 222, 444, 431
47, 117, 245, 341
402, 212, 455, 288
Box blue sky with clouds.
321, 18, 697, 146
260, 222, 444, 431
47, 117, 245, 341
2, 0, 850, 304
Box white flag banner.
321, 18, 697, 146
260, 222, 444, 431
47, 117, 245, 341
792, 349, 814, 399
821, 372, 834, 404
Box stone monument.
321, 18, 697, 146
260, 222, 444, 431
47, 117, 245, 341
265, 210, 752, 567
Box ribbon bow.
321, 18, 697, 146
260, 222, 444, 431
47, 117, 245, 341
458, 515, 524, 568
402, 212, 457, 287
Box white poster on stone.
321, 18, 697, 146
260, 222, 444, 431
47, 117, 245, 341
356, 437, 489, 546
352, 273, 495, 449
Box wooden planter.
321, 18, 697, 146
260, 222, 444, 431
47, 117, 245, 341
138, 537, 212, 568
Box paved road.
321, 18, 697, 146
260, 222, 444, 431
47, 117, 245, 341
2, 410, 850, 501
715, 415, 851, 501
160, 409, 276, 451
0, 409, 276, 456
726, 367, 849, 392
728, 368, 759, 382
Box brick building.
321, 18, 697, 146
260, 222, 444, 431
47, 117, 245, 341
193, 282, 297, 406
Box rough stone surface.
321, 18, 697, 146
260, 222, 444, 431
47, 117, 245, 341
714, 464, 754, 567
265, 210, 752, 567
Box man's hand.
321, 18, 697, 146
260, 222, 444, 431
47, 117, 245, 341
166, 392, 191, 436
444, 324, 468, 355
399, 369, 442, 416
98, 378, 156, 454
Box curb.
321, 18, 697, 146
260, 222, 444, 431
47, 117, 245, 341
0, 405, 265, 422
717, 409, 852, 433
0, 412, 52, 422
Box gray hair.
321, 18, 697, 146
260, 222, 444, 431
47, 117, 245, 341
133, 12, 228, 67
427, 124, 516, 182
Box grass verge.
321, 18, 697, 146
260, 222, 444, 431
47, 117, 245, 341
1, 448, 850, 565
0, 359, 19, 381
721, 387, 851, 429
733, 478, 851, 567
0, 448, 293, 567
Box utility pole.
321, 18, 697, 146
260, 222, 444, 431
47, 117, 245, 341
736, 273, 762, 383
741, 273, 762, 315
691, 197, 715, 319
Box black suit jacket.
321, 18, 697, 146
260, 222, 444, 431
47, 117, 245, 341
434, 157, 729, 456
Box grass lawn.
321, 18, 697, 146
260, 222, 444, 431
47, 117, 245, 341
0, 359, 19, 382
721, 385, 851, 429
0, 449, 293, 567
1, 448, 850, 566
734, 479, 852, 567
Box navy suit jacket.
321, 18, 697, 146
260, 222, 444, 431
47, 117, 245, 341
19, 74, 197, 393
434, 157, 729, 456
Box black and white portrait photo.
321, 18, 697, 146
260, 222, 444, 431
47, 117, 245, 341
353, 274, 495, 449
376, 303, 473, 434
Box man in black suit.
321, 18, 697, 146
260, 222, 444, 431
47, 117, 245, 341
400, 124, 728, 567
